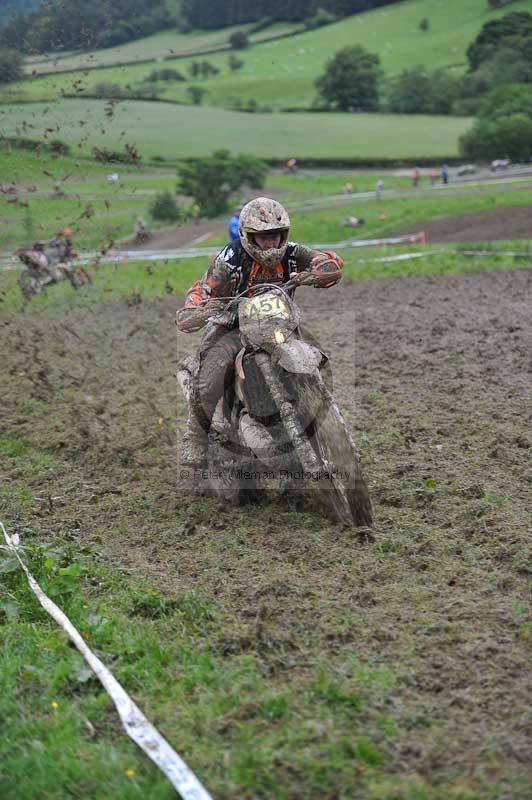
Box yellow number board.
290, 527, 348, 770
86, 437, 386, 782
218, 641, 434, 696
242, 293, 290, 320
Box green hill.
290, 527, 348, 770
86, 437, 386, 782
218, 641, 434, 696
0, 98, 471, 160
22, 22, 301, 75
5, 0, 532, 109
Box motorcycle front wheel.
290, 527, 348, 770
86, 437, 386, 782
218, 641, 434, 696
309, 398, 373, 526
68, 266, 92, 290
261, 361, 373, 526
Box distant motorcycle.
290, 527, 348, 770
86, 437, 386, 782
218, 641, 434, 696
133, 229, 151, 246
16, 246, 91, 301
177, 271, 373, 525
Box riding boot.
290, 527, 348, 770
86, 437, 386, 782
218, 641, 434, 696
180, 325, 241, 469
180, 410, 209, 469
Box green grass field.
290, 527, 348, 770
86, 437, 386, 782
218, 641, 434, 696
0, 99, 473, 161
0, 147, 177, 251
2, 146, 531, 254
2, 164, 532, 309
23, 22, 300, 75
5, 0, 532, 109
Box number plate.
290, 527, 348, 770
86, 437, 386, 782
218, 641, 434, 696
241, 292, 291, 320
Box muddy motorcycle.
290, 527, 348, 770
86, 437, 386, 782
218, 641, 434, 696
177, 276, 373, 526
17, 250, 91, 301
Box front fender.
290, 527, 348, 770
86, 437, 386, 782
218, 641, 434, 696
272, 340, 325, 374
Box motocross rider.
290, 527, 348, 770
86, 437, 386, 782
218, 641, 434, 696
176, 197, 343, 468
42, 228, 74, 283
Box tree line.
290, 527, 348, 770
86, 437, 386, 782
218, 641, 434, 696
0, 0, 41, 28
314, 10, 532, 160
0, 0, 171, 52
0, 0, 404, 52
179, 0, 403, 29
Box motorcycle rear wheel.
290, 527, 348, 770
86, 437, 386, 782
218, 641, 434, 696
18, 270, 40, 301
206, 429, 259, 505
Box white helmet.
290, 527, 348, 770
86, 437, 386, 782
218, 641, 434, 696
239, 197, 290, 269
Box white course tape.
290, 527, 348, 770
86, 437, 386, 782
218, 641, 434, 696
0, 521, 213, 800
356, 249, 445, 264
0, 232, 429, 272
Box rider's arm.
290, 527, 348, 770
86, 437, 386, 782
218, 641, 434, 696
289, 243, 343, 288
175, 257, 234, 333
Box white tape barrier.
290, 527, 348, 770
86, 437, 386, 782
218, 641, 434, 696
0, 522, 213, 800
356, 248, 445, 264
0, 232, 428, 272
460, 250, 532, 258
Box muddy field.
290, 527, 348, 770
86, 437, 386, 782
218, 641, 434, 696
398, 203, 532, 243
1, 268, 531, 797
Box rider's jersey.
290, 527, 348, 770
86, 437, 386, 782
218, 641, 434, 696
178, 240, 342, 324
44, 237, 72, 264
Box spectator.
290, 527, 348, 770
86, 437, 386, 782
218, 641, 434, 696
345, 182, 353, 194
429, 169, 438, 186
285, 157, 298, 174
228, 205, 242, 242
191, 203, 200, 225
412, 167, 420, 188
375, 178, 384, 201
441, 164, 449, 185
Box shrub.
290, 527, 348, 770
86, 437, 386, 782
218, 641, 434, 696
177, 150, 267, 218
386, 66, 460, 114
150, 191, 182, 222
465, 48, 532, 93
460, 112, 532, 160
93, 82, 127, 98
228, 53, 244, 71
315, 46, 380, 111
92, 143, 140, 163
467, 11, 532, 71
248, 17, 271, 34
0, 47, 23, 85
229, 31, 249, 50
481, 83, 532, 119
0, 135, 70, 154
200, 60, 220, 77
48, 139, 70, 154
305, 8, 337, 30
452, 96, 483, 116
96, 21, 137, 49
189, 60, 219, 78
186, 85, 206, 105
144, 68, 185, 82
177, 19, 193, 34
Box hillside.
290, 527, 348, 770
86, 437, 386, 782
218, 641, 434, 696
22, 22, 301, 75
0, 99, 472, 160
6, 0, 532, 110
